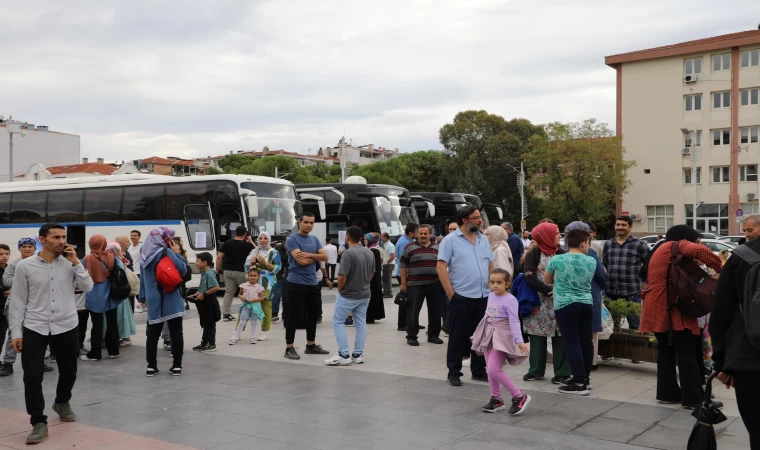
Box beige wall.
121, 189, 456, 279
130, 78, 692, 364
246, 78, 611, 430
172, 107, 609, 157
0, 128, 80, 180
621, 45, 760, 235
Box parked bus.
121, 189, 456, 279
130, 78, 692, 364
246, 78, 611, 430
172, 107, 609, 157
0, 174, 301, 288
411, 192, 503, 236
296, 176, 419, 243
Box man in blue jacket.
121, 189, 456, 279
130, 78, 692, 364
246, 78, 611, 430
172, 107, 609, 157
502, 222, 524, 273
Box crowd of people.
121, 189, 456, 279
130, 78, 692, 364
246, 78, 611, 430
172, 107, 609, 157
2, 211, 760, 447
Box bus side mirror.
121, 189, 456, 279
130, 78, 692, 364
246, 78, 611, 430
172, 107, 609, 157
426, 201, 436, 217
496, 207, 503, 221
246, 195, 258, 218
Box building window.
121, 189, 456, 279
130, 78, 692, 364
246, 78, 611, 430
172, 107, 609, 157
684, 57, 702, 75
685, 94, 702, 111
646, 205, 674, 233
684, 130, 702, 147
741, 49, 760, 68
712, 166, 730, 183
686, 203, 729, 235
741, 126, 759, 144
740, 164, 758, 182
713, 91, 731, 109
713, 53, 731, 71
683, 167, 702, 184
741, 88, 760, 106
713, 128, 731, 146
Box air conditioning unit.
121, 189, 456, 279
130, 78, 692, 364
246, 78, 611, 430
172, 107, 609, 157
748, 193, 757, 201
630, 214, 642, 221
682, 147, 691, 155
684, 74, 699, 84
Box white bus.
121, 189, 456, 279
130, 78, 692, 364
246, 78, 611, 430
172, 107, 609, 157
0, 174, 302, 288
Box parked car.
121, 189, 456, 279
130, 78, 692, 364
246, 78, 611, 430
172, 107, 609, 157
639, 235, 663, 249
701, 239, 736, 256
701, 232, 722, 240
719, 235, 745, 245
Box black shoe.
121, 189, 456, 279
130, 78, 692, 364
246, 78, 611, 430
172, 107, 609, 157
192, 343, 205, 352
631, 360, 642, 364
591, 365, 598, 371
223, 314, 235, 322
345, 317, 354, 327
163, 340, 171, 351
447, 374, 462, 386
169, 367, 182, 376
482, 397, 506, 413
441, 325, 450, 334
271, 316, 279, 322
43, 364, 54, 373
509, 394, 532, 415
427, 337, 444, 344
145, 367, 159, 377
304, 344, 329, 355
552, 376, 572, 385
284, 347, 300, 360
0, 363, 13, 377
383, 294, 393, 298
418, 325, 425, 329
523, 374, 544, 381
185, 303, 190, 310
407, 338, 420, 346
317, 317, 323, 324
471, 374, 489, 383
559, 383, 589, 396
397, 326, 407, 331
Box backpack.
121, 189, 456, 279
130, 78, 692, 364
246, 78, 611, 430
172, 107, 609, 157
667, 241, 717, 318
727, 245, 760, 350
109, 262, 132, 300
155, 249, 183, 293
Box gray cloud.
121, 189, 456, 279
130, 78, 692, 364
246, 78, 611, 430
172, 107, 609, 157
1, 0, 757, 161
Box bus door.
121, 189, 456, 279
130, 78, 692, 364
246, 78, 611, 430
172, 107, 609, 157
66, 225, 86, 260
184, 203, 216, 286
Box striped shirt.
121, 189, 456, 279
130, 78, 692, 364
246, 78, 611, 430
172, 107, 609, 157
400, 241, 440, 286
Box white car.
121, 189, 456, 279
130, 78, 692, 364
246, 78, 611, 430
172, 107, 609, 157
719, 235, 745, 245
639, 235, 663, 249
701, 239, 736, 256
701, 232, 722, 240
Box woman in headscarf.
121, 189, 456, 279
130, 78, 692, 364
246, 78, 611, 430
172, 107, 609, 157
81, 235, 121, 361
564, 221, 607, 370
522, 222, 571, 383
138, 227, 187, 376
244, 231, 281, 341
639, 224, 722, 408
485, 225, 514, 278
105, 241, 137, 347
364, 233, 386, 324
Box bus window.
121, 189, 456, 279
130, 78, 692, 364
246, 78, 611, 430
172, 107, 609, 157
217, 203, 242, 242
184, 204, 214, 250
122, 186, 164, 221
11, 192, 48, 224
0, 194, 10, 224
84, 188, 123, 222
48, 190, 84, 222
166, 183, 208, 220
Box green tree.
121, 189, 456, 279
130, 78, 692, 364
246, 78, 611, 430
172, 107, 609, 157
349, 150, 453, 191
523, 119, 634, 225
205, 167, 222, 175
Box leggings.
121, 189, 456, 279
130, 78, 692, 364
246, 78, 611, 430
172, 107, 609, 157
485, 349, 522, 399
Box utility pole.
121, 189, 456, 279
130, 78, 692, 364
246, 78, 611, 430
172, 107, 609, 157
275, 167, 278, 179
5, 117, 25, 182
340, 136, 346, 183
682, 128, 700, 224
519, 162, 526, 232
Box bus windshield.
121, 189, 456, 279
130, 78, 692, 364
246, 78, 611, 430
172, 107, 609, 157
241, 182, 299, 236
372, 195, 404, 236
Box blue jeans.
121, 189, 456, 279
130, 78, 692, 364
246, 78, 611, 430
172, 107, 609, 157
332, 294, 370, 357
626, 295, 642, 330
271, 280, 284, 316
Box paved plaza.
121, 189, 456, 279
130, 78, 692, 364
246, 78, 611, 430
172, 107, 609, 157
0, 288, 751, 449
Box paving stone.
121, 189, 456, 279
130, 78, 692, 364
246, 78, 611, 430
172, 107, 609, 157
550, 396, 622, 416
628, 424, 693, 450
574, 417, 652, 443
516, 410, 595, 433
362, 422, 462, 449
602, 402, 677, 424
557, 435, 653, 449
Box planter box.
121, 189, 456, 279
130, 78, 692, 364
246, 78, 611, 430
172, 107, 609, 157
598, 330, 658, 363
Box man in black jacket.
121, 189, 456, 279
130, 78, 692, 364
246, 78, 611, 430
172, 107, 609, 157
711, 233, 760, 449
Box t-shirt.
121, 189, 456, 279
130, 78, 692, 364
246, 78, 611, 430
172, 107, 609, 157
545, 253, 597, 310
325, 243, 338, 265
382, 241, 396, 265
338, 246, 375, 300
316, 261, 326, 283
128, 243, 142, 274
239, 282, 265, 301
286, 233, 323, 285
199, 269, 220, 294
220, 239, 255, 272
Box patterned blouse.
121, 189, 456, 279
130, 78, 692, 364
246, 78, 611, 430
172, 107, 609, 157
523, 252, 560, 337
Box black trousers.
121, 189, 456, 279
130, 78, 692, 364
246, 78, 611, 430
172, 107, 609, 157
446, 293, 487, 378
653, 331, 704, 407
396, 276, 407, 329
554, 303, 594, 382
0, 303, 7, 351
285, 282, 321, 345
146, 317, 183, 369
77, 310, 89, 349
406, 282, 444, 339
733, 371, 760, 449
21, 327, 79, 425
86, 308, 119, 360
327, 264, 337, 283
202, 321, 216, 346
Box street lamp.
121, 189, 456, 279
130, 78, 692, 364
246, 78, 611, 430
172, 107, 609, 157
505, 162, 527, 231
4, 116, 26, 182
681, 128, 700, 228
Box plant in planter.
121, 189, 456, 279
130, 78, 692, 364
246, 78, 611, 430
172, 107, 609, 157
604, 298, 642, 331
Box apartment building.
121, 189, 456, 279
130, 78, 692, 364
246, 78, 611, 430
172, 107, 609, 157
606, 28, 760, 236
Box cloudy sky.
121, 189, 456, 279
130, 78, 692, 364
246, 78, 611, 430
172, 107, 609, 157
1, 1, 756, 161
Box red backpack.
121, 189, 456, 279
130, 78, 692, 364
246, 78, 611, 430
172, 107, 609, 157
667, 241, 716, 318
155, 250, 183, 293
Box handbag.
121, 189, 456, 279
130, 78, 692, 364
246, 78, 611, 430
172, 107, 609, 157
394, 291, 408, 306
125, 268, 140, 297
600, 302, 614, 340
109, 262, 132, 300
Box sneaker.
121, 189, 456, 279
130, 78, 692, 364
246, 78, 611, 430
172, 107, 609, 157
552, 376, 572, 385
351, 353, 364, 364
284, 347, 300, 360
250, 338, 257, 344
304, 344, 329, 355
26, 423, 48, 445
146, 367, 159, 377
163, 340, 171, 351
193, 343, 205, 351
591, 365, 598, 371
522, 374, 544, 381
559, 383, 590, 396
509, 394, 532, 415
0, 363, 13, 377
119, 340, 132, 348
229, 339, 238, 345
271, 316, 280, 322
223, 314, 235, 322
447, 374, 463, 386
325, 353, 352, 366
471, 374, 489, 383
407, 338, 420, 347
169, 367, 182, 376
80, 355, 100, 361
482, 397, 506, 413
202, 344, 217, 352
43, 364, 54, 372
657, 399, 680, 404
345, 317, 354, 327
135, 305, 144, 313
78, 347, 88, 356
258, 331, 268, 341
108, 355, 120, 359
52, 402, 76, 422
427, 336, 444, 344
462, 358, 471, 367
317, 317, 323, 324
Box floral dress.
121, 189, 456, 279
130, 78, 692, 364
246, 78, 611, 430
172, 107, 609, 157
523, 253, 560, 337
245, 246, 281, 331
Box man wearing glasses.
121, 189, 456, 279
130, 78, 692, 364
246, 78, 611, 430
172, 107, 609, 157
437, 205, 494, 386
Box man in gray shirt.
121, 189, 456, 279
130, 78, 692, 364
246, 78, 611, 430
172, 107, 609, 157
325, 226, 375, 366
9, 223, 94, 445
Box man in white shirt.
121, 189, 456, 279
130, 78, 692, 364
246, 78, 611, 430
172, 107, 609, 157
324, 237, 339, 286
521, 230, 532, 249
128, 230, 144, 312
381, 232, 396, 298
